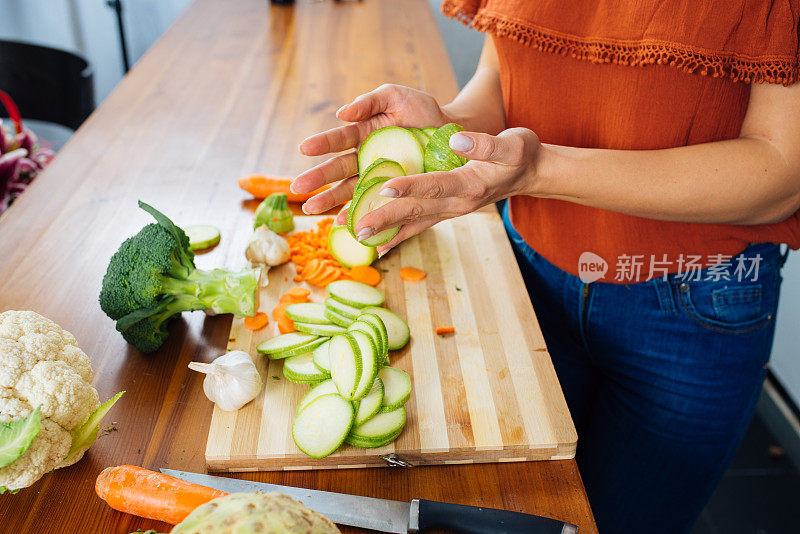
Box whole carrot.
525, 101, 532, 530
238, 174, 329, 202
95, 465, 227, 525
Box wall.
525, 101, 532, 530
0, 0, 192, 103
771, 253, 800, 406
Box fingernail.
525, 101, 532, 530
449, 133, 473, 152
301, 203, 311, 214
289, 181, 298, 194
336, 105, 347, 117
380, 187, 399, 198
356, 227, 373, 241
377, 249, 386, 259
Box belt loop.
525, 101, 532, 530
652, 277, 677, 315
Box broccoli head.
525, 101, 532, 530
99, 201, 258, 353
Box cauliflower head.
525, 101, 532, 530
0, 311, 120, 492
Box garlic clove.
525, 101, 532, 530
188, 350, 263, 412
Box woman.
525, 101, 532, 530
291, 1, 800, 532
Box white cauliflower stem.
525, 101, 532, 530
0, 311, 116, 491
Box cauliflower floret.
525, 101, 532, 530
0, 310, 109, 492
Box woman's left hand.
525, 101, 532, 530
341, 127, 543, 255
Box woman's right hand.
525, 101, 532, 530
292, 84, 451, 215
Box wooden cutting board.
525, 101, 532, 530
205, 211, 577, 471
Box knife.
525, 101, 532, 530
161, 469, 578, 533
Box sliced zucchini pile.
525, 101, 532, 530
258, 280, 413, 458
328, 124, 468, 259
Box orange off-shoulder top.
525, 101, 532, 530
443, 0, 800, 283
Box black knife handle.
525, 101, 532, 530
412, 498, 577, 534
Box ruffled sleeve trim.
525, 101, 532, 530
442, 0, 800, 86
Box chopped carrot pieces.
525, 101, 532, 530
435, 326, 455, 335
400, 266, 427, 282
244, 312, 269, 331
349, 265, 381, 286
287, 287, 311, 299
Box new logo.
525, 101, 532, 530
578, 252, 607, 283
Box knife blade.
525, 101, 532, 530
161, 469, 578, 534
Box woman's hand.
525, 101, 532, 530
348, 127, 543, 256
293, 84, 451, 214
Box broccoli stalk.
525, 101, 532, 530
99, 201, 259, 353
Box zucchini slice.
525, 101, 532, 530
327, 280, 385, 308
284, 303, 333, 325
294, 322, 347, 337
407, 128, 431, 149
329, 334, 362, 400
257, 333, 324, 359
354, 378, 384, 426
325, 297, 361, 320
362, 307, 410, 350
357, 312, 389, 362
357, 126, 424, 176
346, 175, 399, 247
183, 225, 221, 251
328, 225, 378, 268
312, 339, 332, 373
345, 430, 402, 449
283, 352, 330, 383
349, 330, 379, 400
423, 123, 468, 173
348, 320, 383, 362
324, 307, 356, 328
297, 379, 339, 415
356, 158, 406, 194
378, 366, 412, 410
291, 393, 354, 459
349, 406, 406, 443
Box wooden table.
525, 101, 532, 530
0, 0, 597, 532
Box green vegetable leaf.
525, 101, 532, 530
0, 406, 42, 469
66, 392, 124, 463
138, 201, 195, 268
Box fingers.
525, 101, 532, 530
293, 152, 358, 194
299, 123, 364, 156
353, 197, 462, 241
375, 220, 437, 256
448, 127, 539, 165
381, 168, 486, 201
336, 84, 396, 122
302, 175, 358, 215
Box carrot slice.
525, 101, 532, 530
435, 326, 455, 335
244, 312, 269, 331
277, 313, 295, 333
349, 265, 381, 286
96, 465, 226, 525
287, 287, 311, 299
400, 266, 427, 282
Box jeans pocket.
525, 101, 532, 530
677, 280, 778, 335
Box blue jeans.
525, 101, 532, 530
503, 206, 785, 534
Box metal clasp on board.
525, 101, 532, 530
380, 453, 413, 468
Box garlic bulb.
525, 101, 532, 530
188, 350, 263, 411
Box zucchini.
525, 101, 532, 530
377, 366, 412, 410
257, 333, 325, 359
329, 334, 362, 401
349, 330, 379, 400
183, 225, 221, 251
294, 322, 347, 337
291, 393, 354, 459
357, 126, 424, 176
362, 307, 410, 350
312, 339, 332, 373
357, 312, 389, 362
356, 158, 405, 193
297, 379, 338, 414
347, 175, 400, 246
325, 297, 361, 320
421, 127, 437, 137
324, 307, 356, 328
354, 378, 384, 426
407, 128, 431, 148
348, 406, 406, 443
345, 429, 402, 449
328, 225, 378, 268
284, 303, 333, 325
327, 280, 385, 307
283, 352, 330, 383
348, 320, 383, 363
423, 123, 468, 173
